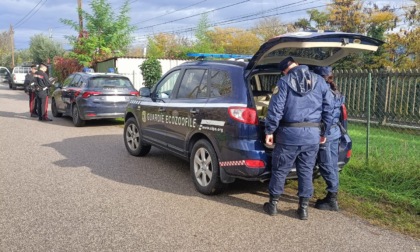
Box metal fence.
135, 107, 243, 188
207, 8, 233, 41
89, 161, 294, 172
334, 69, 420, 165
336, 69, 420, 130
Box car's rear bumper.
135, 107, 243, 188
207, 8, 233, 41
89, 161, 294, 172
78, 104, 127, 120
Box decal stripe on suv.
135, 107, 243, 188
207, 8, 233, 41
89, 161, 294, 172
129, 100, 247, 108
219, 160, 246, 167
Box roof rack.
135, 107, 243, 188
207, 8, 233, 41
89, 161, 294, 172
187, 53, 253, 61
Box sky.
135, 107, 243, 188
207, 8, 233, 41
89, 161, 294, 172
0, 0, 414, 50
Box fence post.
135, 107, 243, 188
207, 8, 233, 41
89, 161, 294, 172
366, 72, 372, 165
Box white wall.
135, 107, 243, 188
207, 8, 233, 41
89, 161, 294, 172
115, 58, 189, 90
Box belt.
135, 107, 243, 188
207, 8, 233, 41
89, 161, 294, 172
280, 122, 320, 128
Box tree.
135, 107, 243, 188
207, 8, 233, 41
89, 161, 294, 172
146, 33, 192, 59
140, 57, 162, 88
207, 27, 260, 54
363, 4, 397, 69
327, 0, 366, 33
61, 0, 135, 66
294, 18, 312, 31
192, 14, 214, 53
252, 17, 286, 42
0, 31, 12, 67
29, 34, 65, 64
307, 9, 330, 30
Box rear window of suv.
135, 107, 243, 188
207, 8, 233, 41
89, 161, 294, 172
209, 69, 232, 97
89, 77, 133, 89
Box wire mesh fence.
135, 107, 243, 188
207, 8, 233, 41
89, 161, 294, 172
334, 69, 420, 168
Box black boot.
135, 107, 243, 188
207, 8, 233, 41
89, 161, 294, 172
263, 195, 279, 216
315, 192, 339, 211
297, 197, 310, 220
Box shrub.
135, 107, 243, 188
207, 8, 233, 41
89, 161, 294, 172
140, 57, 162, 89
53, 56, 83, 83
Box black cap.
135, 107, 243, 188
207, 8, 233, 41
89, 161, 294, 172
278, 56, 295, 72
39, 62, 48, 68
313, 66, 333, 77
30, 64, 37, 68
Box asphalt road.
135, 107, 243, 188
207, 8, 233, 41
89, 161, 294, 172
0, 83, 419, 252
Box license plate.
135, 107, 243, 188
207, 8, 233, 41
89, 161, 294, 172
106, 96, 127, 102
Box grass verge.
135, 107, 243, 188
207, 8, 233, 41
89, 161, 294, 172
313, 123, 420, 238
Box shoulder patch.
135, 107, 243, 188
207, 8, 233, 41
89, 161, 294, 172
273, 86, 279, 95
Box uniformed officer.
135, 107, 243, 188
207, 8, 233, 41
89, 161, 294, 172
263, 57, 334, 220
23, 64, 39, 117
313, 66, 345, 211
34, 63, 53, 121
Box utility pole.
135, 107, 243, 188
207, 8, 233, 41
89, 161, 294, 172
78, 0, 83, 37
10, 24, 14, 68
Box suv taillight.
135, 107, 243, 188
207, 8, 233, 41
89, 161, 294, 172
341, 104, 348, 120
82, 91, 102, 98
228, 107, 258, 125
130, 91, 139, 96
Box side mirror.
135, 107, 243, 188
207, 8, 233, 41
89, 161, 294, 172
139, 87, 151, 97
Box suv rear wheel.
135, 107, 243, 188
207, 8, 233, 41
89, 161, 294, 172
190, 139, 224, 195
124, 117, 151, 156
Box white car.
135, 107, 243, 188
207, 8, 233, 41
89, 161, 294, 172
10, 66, 31, 90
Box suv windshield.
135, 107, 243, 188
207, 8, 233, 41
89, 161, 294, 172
88, 77, 133, 89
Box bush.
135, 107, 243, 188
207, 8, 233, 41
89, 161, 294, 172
53, 56, 83, 83
140, 57, 162, 89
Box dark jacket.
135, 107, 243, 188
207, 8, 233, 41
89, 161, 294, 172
23, 73, 35, 92
327, 90, 345, 140
34, 70, 52, 90
265, 65, 334, 145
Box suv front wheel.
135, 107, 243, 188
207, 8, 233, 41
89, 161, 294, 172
190, 139, 224, 195
124, 117, 151, 156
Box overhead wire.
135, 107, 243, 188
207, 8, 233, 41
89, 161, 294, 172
133, 0, 208, 25
14, 0, 43, 27
133, 0, 325, 41
136, 0, 250, 30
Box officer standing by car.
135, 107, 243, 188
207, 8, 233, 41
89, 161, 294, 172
23, 64, 39, 117
34, 63, 53, 121
313, 66, 345, 211
263, 57, 334, 220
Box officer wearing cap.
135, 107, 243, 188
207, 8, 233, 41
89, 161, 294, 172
263, 57, 334, 220
23, 64, 39, 117
34, 63, 53, 121
312, 66, 345, 211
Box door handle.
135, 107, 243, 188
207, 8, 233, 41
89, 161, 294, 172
158, 107, 166, 112
190, 108, 199, 114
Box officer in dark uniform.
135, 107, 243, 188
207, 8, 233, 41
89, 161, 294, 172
263, 57, 334, 220
34, 63, 53, 121
313, 66, 345, 211
23, 64, 39, 117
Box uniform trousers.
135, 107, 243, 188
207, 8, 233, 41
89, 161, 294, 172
29, 91, 38, 115
317, 137, 340, 193
36, 90, 49, 119
269, 143, 319, 198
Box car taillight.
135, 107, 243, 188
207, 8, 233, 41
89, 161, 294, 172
245, 160, 265, 168
82, 91, 102, 98
346, 149, 352, 158
228, 107, 258, 125
341, 104, 348, 120
130, 91, 139, 96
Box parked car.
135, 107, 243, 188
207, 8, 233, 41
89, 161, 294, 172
10, 65, 32, 90
51, 71, 139, 127
123, 31, 383, 195
0, 67, 11, 83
